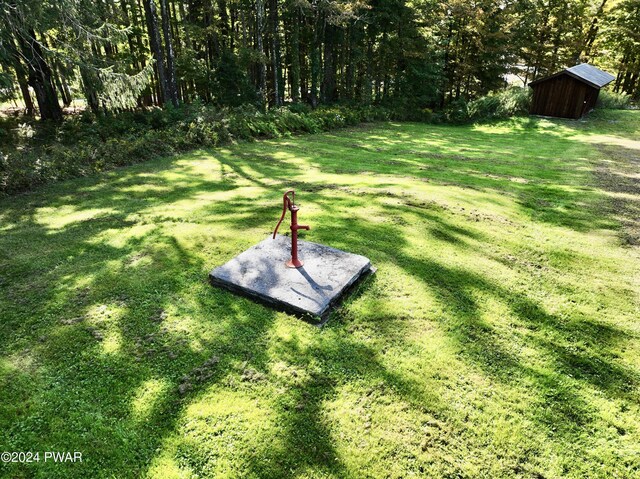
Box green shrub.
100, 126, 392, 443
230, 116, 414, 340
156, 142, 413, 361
0, 94, 535, 196
287, 102, 312, 114
597, 90, 631, 110
0, 125, 13, 146
185, 117, 219, 147
467, 87, 531, 122
1, 104, 361, 194
438, 99, 470, 124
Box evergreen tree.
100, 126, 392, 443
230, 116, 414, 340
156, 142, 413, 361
0, 0, 632, 117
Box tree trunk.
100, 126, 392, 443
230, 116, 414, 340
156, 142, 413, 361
256, 0, 267, 109
321, 21, 336, 103
14, 65, 34, 116
290, 6, 301, 102
582, 0, 608, 62
8, 35, 35, 116
310, 12, 322, 107
143, 0, 169, 105
53, 62, 72, 107
15, 30, 63, 121
300, 30, 309, 103
123, 0, 140, 70
159, 0, 179, 105
218, 0, 230, 49
364, 27, 374, 103
80, 64, 101, 114
269, 0, 282, 106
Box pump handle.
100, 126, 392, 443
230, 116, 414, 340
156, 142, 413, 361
272, 190, 295, 238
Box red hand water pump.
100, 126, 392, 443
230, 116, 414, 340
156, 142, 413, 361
272, 190, 310, 268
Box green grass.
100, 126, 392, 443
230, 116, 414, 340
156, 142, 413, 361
1, 110, 639, 479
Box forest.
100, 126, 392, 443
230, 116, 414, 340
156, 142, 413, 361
1, 0, 639, 121
2, 1, 640, 478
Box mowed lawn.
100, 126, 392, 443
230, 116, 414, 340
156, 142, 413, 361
1, 110, 639, 479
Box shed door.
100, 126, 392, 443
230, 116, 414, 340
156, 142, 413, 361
581, 88, 598, 117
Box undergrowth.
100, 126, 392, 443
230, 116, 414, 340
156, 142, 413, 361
1, 88, 534, 195
0, 104, 401, 195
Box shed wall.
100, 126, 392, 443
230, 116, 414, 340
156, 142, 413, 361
530, 74, 597, 119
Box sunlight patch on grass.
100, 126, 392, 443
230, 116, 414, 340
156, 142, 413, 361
1, 111, 639, 478
119, 184, 174, 194
2, 349, 37, 375
146, 457, 193, 479
35, 206, 116, 230
131, 378, 170, 421
150, 391, 276, 477
99, 329, 123, 355
583, 134, 640, 150
84, 222, 155, 247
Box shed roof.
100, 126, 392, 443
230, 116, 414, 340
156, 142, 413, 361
529, 63, 615, 89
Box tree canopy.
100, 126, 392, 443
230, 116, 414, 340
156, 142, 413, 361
0, 0, 637, 120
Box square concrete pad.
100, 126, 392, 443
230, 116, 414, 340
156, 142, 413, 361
209, 235, 373, 318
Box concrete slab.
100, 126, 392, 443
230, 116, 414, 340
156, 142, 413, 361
209, 235, 373, 318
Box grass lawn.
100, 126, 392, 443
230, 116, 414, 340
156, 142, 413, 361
1, 110, 639, 479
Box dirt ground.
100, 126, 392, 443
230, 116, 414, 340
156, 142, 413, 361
594, 142, 640, 246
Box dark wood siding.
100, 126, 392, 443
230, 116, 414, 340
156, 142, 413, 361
529, 73, 598, 119
582, 88, 599, 116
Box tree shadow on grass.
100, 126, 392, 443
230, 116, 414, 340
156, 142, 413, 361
315, 206, 638, 440
236, 312, 451, 478
297, 123, 619, 234
590, 140, 640, 245
0, 160, 292, 478
395, 250, 637, 428
1, 217, 282, 478
1, 120, 638, 477
256, 187, 636, 412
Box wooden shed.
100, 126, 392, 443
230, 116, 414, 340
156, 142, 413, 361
529, 64, 615, 119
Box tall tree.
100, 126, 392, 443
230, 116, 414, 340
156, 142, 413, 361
268, 0, 282, 106
0, 0, 628, 116
256, 0, 268, 108
600, 0, 640, 97
159, 0, 179, 105
143, 0, 170, 104
15, 29, 64, 121
1, 0, 64, 121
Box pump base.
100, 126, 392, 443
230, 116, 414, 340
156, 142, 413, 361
285, 259, 304, 268
209, 235, 373, 319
